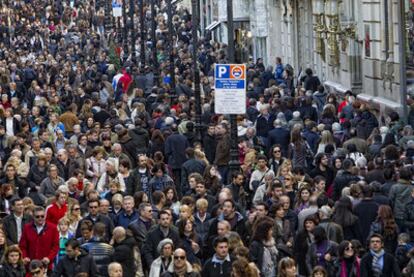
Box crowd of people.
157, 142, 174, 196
0, 0, 414, 277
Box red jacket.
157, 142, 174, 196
19, 222, 59, 270
46, 202, 67, 225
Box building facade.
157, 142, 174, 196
200, 0, 413, 115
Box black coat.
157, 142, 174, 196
207, 214, 247, 244
256, 114, 275, 138
165, 133, 189, 169
128, 218, 156, 250
141, 225, 181, 267
113, 236, 137, 277
0, 263, 25, 277
52, 249, 98, 277
2, 213, 32, 245
360, 251, 400, 277
27, 164, 48, 190
76, 214, 114, 240
181, 159, 206, 194
202, 256, 233, 277
267, 127, 290, 156
0, 177, 27, 198
333, 171, 360, 201
202, 134, 216, 164
353, 199, 379, 243
249, 240, 265, 275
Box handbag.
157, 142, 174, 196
251, 169, 270, 191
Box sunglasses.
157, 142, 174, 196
89, 206, 99, 209
285, 178, 292, 181
273, 150, 281, 153
345, 246, 354, 251
72, 207, 80, 211
174, 256, 186, 260
35, 215, 45, 219
31, 270, 42, 275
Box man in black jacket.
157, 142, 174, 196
207, 199, 247, 244
202, 124, 216, 164
142, 209, 180, 267
76, 199, 114, 240
202, 237, 233, 277
181, 148, 206, 195
128, 203, 156, 251
360, 234, 400, 277
332, 159, 360, 201
2, 197, 32, 244
52, 239, 98, 277
354, 182, 379, 243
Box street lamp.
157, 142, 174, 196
139, 0, 146, 68
122, 0, 129, 64
151, 0, 159, 85
191, 0, 202, 141
167, 0, 176, 93
129, 0, 136, 63
226, 0, 240, 178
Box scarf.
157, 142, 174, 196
261, 238, 278, 277
370, 249, 384, 277
174, 264, 187, 277
340, 257, 360, 277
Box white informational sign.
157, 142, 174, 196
214, 64, 246, 114
112, 0, 122, 17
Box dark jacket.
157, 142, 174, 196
353, 199, 379, 243
0, 263, 25, 277
165, 133, 189, 169
202, 255, 233, 277
142, 225, 181, 267
256, 114, 275, 138
294, 230, 312, 276
2, 213, 32, 245
81, 238, 114, 277
128, 217, 156, 250
114, 210, 139, 229
403, 199, 414, 240
319, 219, 344, 244
27, 164, 48, 190
0, 177, 27, 198
52, 249, 98, 277
113, 236, 138, 277
181, 159, 206, 194
306, 240, 338, 274
332, 257, 360, 277
207, 213, 247, 244
333, 171, 360, 201
360, 251, 400, 277
214, 134, 230, 166
202, 134, 216, 164
389, 180, 414, 220
249, 240, 268, 276
76, 214, 114, 240
267, 127, 290, 156
194, 212, 211, 244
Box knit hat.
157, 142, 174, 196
157, 238, 174, 254
332, 122, 341, 132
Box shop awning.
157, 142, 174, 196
205, 21, 221, 31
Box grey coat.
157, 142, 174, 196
389, 180, 414, 220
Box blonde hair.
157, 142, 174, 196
196, 198, 208, 210
194, 149, 209, 166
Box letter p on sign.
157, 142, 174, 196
218, 66, 227, 78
